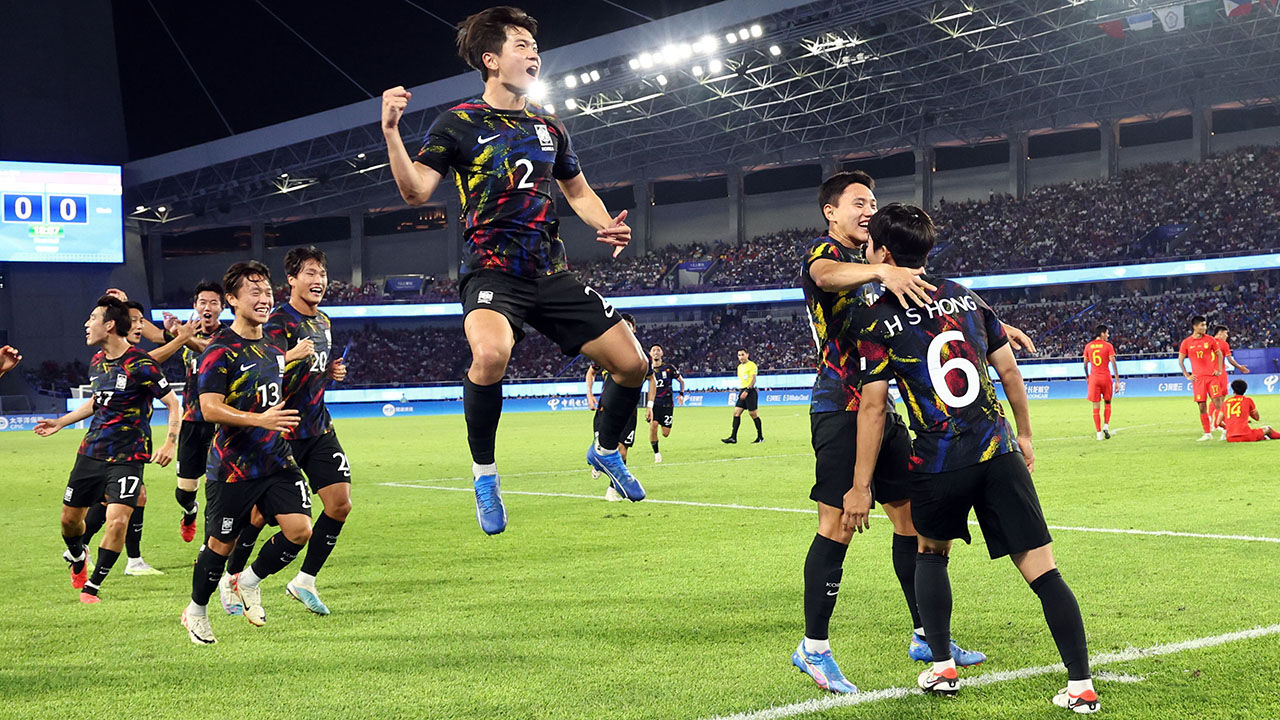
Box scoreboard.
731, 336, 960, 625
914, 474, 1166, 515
0, 160, 123, 263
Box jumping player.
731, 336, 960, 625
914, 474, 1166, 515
1222, 380, 1279, 442
850, 204, 1096, 713
382, 6, 648, 535
1083, 326, 1117, 440
645, 344, 684, 463
586, 314, 640, 500
1177, 316, 1221, 441
722, 349, 762, 443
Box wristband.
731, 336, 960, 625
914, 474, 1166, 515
646, 401, 654, 408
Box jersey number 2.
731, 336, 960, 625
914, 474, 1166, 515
514, 159, 536, 189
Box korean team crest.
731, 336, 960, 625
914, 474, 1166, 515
535, 124, 554, 151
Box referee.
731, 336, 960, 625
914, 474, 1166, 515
722, 348, 763, 443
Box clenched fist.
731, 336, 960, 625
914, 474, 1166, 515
382, 86, 412, 133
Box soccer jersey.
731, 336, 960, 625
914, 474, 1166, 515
1215, 337, 1234, 373
1179, 334, 1220, 377
266, 303, 333, 440
1083, 339, 1115, 381
1221, 395, 1256, 438
737, 361, 758, 389
803, 235, 873, 412
856, 276, 1018, 473
179, 327, 221, 422
79, 346, 173, 463
197, 329, 297, 483
651, 363, 681, 402
414, 99, 581, 278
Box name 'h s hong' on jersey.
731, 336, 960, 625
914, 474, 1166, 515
414, 99, 582, 279
196, 329, 297, 483
266, 303, 333, 440
855, 276, 1019, 474
79, 346, 174, 463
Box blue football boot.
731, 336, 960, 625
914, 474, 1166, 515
586, 445, 645, 501
908, 632, 987, 666
791, 640, 858, 694
473, 474, 507, 535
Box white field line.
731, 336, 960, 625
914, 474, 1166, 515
380, 483, 1280, 544
701, 624, 1280, 720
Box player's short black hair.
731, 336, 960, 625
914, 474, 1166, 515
1231, 379, 1247, 395
456, 6, 538, 81
818, 170, 875, 223
650, 343, 663, 351
1094, 324, 1108, 337
1190, 315, 1207, 326
868, 203, 935, 269
1212, 324, 1228, 335
192, 281, 223, 303
95, 295, 131, 337
222, 260, 272, 298
620, 312, 636, 329
123, 300, 145, 313
737, 348, 749, 355
285, 246, 327, 278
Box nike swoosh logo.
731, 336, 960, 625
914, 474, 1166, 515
825, 590, 839, 596
239, 363, 256, 371
478, 134, 501, 144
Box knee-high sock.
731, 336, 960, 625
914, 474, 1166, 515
81, 503, 107, 547
1200, 412, 1211, 433
63, 533, 86, 573
914, 553, 952, 662
125, 506, 145, 559
225, 524, 263, 576
753, 416, 763, 439
596, 381, 642, 451
175, 486, 197, 514
464, 376, 503, 465
803, 534, 848, 640
892, 534, 923, 630
83, 548, 120, 597
191, 546, 228, 606
1092, 408, 1101, 431
1103, 404, 1112, 425
300, 512, 344, 577
730, 415, 741, 439
1030, 569, 1091, 681
248, 532, 305, 581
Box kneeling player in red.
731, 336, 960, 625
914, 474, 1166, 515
1082, 326, 1117, 440
1222, 380, 1280, 443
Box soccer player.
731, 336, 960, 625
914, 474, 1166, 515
1083, 325, 1117, 441
1222, 380, 1280, 442
849, 204, 1096, 712
795, 171, 989, 695
722, 349, 763, 443
171, 281, 226, 542
182, 261, 312, 645
1178, 316, 1222, 441
35, 296, 179, 603
0, 344, 22, 378
645, 344, 684, 463
1210, 325, 1250, 436
587, 314, 639, 500
383, 6, 648, 535
220, 246, 351, 616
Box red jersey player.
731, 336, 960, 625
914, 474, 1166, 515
1177, 315, 1222, 441
1083, 325, 1118, 441
1209, 325, 1250, 434
1222, 380, 1279, 443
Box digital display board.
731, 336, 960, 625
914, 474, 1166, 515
0, 160, 123, 263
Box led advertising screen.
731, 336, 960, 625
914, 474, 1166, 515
0, 160, 123, 263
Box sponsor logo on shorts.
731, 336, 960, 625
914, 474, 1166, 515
64, 487, 73, 502
477, 290, 494, 305
221, 517, 234, 534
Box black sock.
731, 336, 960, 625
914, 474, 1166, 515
803, 534, 849, 640
83, 547, 120, 597
126, 506, 145, 559
225, 524, 264, 576
596, 381, 642, 451
191, 546, 228, 606
62, 533, 86, 573
730, 415, 741, 438
249, 532, 306, 580
915, 552, 953, 662
651, 441, 659, 453
1030, 569, 1091, 681
753, 416, 763, 439
81, 503, 107, 547
301, 513, 345, 577
892, 534, 923, 630
463, 376, 503, 465
175, 487, 198, 515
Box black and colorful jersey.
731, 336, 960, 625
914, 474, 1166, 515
179, 327, 222, 422
803, 235, 875, 413
856, 276, 1018, 473
266, 303, 333, 440
79, 346, 173, 463
196, 329, 297, 483
651, 363, 682, 401
414, 99, 581, 278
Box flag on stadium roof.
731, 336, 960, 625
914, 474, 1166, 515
1127, 11, 1156, 30
1223, 0, 1253, 16
1158, 5, 1186, 31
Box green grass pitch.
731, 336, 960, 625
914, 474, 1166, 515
2, 396, 1279, 719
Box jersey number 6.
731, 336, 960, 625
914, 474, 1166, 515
927, 331, 980, 409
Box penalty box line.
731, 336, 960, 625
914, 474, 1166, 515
700, 623, 1280, 720
380, 483, 1280, 545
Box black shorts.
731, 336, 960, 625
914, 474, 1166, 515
810, 411, 912, 509
736, 387, 759, 411
651, 399, 675, 428
910, 451, 1053, 559
205, 468, 312, 542
288, 430, 351, 492
460, 269, 621, 356
593, 406, 638, 447
177, 420, 216, 480
63, 455, 145, 508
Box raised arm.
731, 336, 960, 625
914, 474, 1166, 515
558, 173, 630, 258
382, 86, 445, 206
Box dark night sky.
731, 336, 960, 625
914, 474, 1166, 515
111, 0, 723, 160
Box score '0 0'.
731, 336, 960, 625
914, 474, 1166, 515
1, 194, 89, 224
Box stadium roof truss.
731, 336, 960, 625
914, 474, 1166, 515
126, 0, 1280, 232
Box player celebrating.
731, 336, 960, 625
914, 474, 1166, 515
383, 6, 648, 535
170, 282, 226, 542
0, 344, 20, 378
1210, 325, 1250, 437
182, 261, 312, 644
849, 204, 1096, 712
645, 344, 684, 463
1178, 316, 1222, 441
1222, 380, 1280, 442
586, 314, 640, 500
722, 349, 763, 444
35, 296, 179, 603
1083, 325, 1117, 441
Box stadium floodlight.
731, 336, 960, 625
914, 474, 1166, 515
692, 65, 704, 77
701, 35, 718, 52
564, 74, 577, 89
589, 69, 600, 82
662, 44, 678, 64
750, 24, 763, 38
678, 43, 692, 59
527, 80, 547, 101
356, 152, 366, 159
579, 72, 591, 85
708, 58, 723, 73
639, 52, 654, 68
564, 98, 578, 110
628, 57, 640, 70
725, 32, 737, 43
738, 28, 750, 40
656, 74, 668, 86
769, 45, 781, 56
134, 205, 146, 213
157, 205, 168, 213
544, 103, 555, 113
